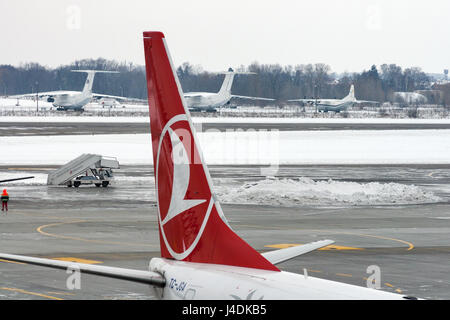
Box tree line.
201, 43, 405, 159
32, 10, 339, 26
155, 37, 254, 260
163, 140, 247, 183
0, 58, 442, 104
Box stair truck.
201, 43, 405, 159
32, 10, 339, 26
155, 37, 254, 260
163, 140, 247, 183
47, 154, 120, 188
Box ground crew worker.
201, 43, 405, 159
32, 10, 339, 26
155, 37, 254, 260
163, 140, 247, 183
1, 189, 9, 212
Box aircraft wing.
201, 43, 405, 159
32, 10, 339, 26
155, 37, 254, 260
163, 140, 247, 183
231, 95, 275, 101
92, 93, 147, 103
184, 94, 206, 98
287, 98, 315, 102
262, 240, 334, 265
354, 99, 379, 104
288, 98, 343, 104
0, 253, 165, 287
0, 176, 34, 184
10, 91, 80, 99
287, 98, 326, 105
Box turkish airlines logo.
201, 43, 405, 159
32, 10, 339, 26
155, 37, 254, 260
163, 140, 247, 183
156, 114, 213, 260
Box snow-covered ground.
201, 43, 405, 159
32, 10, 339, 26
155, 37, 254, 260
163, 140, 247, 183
194, 117, 450, 124
0, 172, 441, 207
0, 115, 150, 123
215, 177, 442, 206
0, 98, 54, 109
1, 129, 450, 165
4, 115, 450, 124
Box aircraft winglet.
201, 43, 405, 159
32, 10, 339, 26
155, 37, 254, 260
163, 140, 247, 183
262, 240, 335, 265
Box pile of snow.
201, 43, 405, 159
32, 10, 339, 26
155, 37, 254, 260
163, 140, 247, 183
215, 177, 441, 206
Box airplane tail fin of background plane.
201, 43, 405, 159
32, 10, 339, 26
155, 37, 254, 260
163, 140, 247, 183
343, 84, 356, 101
71, 70, 119, 94
218, 72, 236, 95
217, 68, 256, 95
143, 31, 279, 271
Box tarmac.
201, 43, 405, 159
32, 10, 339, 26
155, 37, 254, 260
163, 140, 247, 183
3, 120, 450, 136
0, 164, 449, 300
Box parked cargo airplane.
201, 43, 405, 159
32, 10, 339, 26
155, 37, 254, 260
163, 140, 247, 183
11, 70, 128, 111
0, 32, 414, 300
289, 85, 379, 112
185, 68, 274, 112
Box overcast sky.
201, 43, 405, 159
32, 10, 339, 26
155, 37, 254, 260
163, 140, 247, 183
0, 0, 448, 74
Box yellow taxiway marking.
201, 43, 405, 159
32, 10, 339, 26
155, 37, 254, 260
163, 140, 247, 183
0, 259, 26, 265
395, 289, 403, 293
385, 283, 394, 288
36, 220, 158, 247
335, 273, 353, 278
238, 224, 414, 252
0, 287, 63, 300
338, 232, 414, 251
46, 291, 76, 296
51, 257, 103, 264
264, 243, 363, 250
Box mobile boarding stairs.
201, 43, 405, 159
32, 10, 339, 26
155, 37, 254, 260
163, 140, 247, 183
47, 154, 120, 187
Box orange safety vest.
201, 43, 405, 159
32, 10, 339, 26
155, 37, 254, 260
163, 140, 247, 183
1, 190, 9, 202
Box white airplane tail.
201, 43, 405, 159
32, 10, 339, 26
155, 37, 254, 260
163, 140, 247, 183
217, 68, 256, 95
71, 70, 119, 95
343, 84, 356, 101
218, 73, 235, 95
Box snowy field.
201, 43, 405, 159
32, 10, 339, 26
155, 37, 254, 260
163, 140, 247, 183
4, 115, 450, 124
0, 115, 150, 123
1, 129, 450, 166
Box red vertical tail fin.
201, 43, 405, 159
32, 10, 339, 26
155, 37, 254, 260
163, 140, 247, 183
143, 31, 278, 271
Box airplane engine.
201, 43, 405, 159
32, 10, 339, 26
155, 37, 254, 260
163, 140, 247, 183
47, 97, 55, 102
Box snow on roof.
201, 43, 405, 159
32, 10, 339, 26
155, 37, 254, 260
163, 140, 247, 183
393, 92, 427, 104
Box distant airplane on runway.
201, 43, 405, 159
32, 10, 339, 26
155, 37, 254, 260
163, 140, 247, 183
11, 70, 130, 111
184, 68, 275, 112
0, 32, 415, 300
289, 85, 379, 112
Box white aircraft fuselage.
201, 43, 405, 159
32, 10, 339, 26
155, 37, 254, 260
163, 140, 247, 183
13, 70, 120, 111
148, 258, 405, 300
50, 71, 112, 110
184, 91, 232, 110
290, 85, 378, 113
183, 71, 274, 111
314, 85, 356, 112
184, 71, 235, 111
315, 99, 355, 112
51, 91, 92, 109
